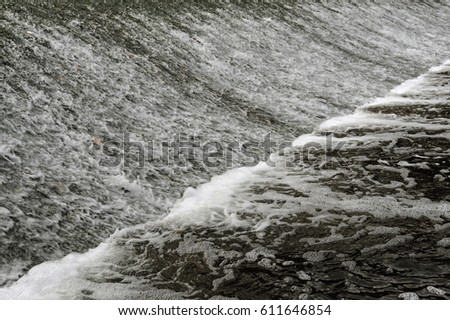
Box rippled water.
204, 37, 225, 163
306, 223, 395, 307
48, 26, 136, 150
1, 1, 449, 299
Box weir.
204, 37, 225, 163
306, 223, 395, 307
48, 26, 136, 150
1, 1, 449, 299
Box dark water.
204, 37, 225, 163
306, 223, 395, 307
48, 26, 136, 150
1, 1, 449, 299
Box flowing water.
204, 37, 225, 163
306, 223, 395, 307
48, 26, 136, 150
1, 1, 449, 299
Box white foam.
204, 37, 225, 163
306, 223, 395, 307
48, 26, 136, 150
0, 242, 111, 299
391, 76, 426, 95
318, 114, 397, 131
399, 292, 420, 300
381, 59, 450, 97
426, 286, 446, 296
360, 97, 448, 108
318, 113, 449, 133
292, 133, 365, 148
162, 162, 270, 226
0, 229, 184, 299
291, 134, 326, 147
437, 237, 450, 247
429, 59, 450, 73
